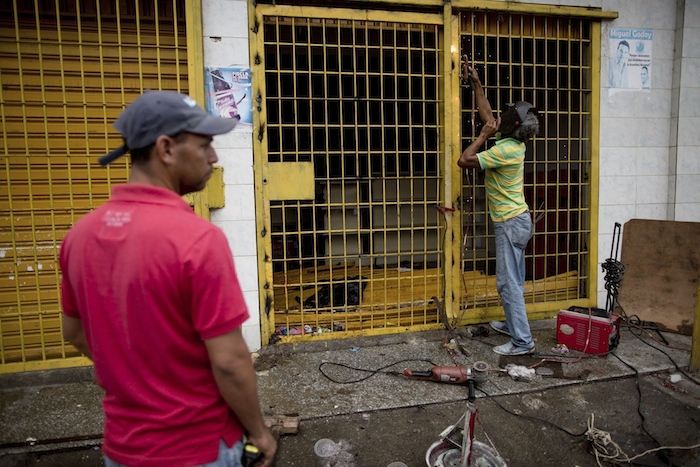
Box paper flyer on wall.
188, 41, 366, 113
608, 28, 652, 95
204, 67, 252, 128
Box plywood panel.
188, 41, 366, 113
618, 219, 700, 334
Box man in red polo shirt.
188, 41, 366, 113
60, 91, 276, 466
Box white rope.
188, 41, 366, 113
586, 413, 700, 466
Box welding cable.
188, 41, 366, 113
627, 329, 700, 386
611, 352, 681, 467
475, 387, 587, 438
318, 358, 438, 384
618, 307, 680, 349
601, 257, 625, 312
479, 385, 690, 467
617, 305, 700, 386
586, 413, 700, 467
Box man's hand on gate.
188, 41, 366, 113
462, 55, 480, 84
479, 117, 501, 139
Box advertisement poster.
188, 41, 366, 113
608, 28, 653, 94
205, 67, 252, 127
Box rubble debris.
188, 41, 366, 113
264, 415, 299, 436
505, 364, 536, 382
669, 373, 682, 384
314, 438, 355, 467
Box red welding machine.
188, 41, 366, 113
556, 307, 621, 354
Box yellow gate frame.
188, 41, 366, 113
248, 0, 616, 346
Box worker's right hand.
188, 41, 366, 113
462, 55, 480, 83
247, 429, 277, 467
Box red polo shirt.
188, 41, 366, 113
60, 184, 249, 466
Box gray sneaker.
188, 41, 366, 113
489, 320, 511, 337
493, 341, 535, 356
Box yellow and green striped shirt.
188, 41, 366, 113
477, 137, 529, 222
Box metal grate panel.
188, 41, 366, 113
261, 15, 446, 339
0, 0, 189, 372
459, 12, 594, 311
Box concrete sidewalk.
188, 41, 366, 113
1, 319, 699, 466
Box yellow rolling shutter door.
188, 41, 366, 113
0, 1, 190, 373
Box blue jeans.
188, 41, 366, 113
104, 439, 244, 467
493, 212, 534, 348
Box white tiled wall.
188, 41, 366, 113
202, 0, 262, 350
673, 3, 700, 222
596, 0, 691, 308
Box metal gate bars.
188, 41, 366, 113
250, 2, 605, 345
0, 0, 196, 373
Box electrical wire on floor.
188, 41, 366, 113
586, 413, 700, 467
480, 381, 700, 467
611, 352, 666, 454
616, 305, 700, 386
609, 350, 700, 467
318, 358, 438, 384
475, 386, 586, 438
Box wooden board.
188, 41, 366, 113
618, 219, 700, 334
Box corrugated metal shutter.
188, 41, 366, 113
0, 0, 190, 373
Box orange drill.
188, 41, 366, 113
402, 362, 489, 402
402, 365, 471, 384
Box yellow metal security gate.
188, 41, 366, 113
252, 6, 447, 343
0, 0, 203, 373
251, 1, 613, 345
458, 12, 601, 320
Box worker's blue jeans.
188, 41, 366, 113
494, 211, 534, 348
104, 439, 244, 467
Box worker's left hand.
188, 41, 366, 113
480, 117, 501, 138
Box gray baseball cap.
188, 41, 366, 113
100, 90, 237, 166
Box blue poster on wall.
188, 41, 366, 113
204, 67, 252, 127
608, 28, 653, 94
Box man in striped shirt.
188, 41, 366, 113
457, 57, 540, 356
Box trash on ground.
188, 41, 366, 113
314, 438, 340, 458
505, 364, 536, 381
314, 438, 355, 466
274, 322, 345, 337
470, 325, 490, 337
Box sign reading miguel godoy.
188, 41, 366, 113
608, 28, 653, 94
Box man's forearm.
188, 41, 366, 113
206, 329, 277, 465
472, 80, 494, 123
212, 364, 268, 437
458, 134, 487, 169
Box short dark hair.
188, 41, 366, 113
129, 143, 155, 165
128, 133, 188, 165
618, 40, 630, 50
